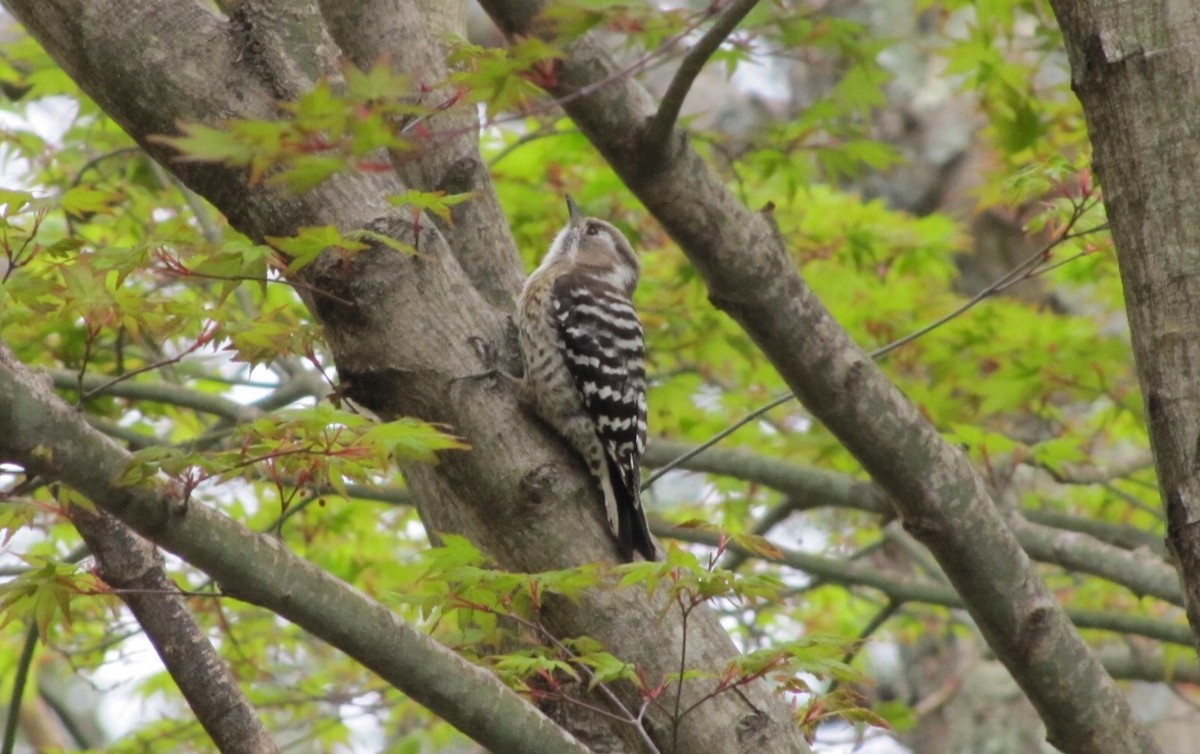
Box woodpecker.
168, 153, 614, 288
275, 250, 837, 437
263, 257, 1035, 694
515, 196, 655, 561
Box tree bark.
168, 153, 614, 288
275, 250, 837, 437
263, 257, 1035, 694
316, 0, 524, 307
1, 1, 809, 751
644, 441, 1182, 607
1049, 0, 1200, 653
69, 507, 280, 754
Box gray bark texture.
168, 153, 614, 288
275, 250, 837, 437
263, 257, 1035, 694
1049, 0, 1200, 653
1, 1, 809, 752
69, 507, 281, 754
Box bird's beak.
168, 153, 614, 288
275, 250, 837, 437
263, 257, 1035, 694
565, 195, 583, 226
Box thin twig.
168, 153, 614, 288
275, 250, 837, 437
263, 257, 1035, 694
396, 5, 716, 158
643, 0, 763, 159
641, 392, 792, 490
64, 146, 145, 237
37, 685, 99, 749
840, 601, 902, 670
670, 596, 697, 753
52, 369, 249, 420
488, 123, 577, 168
643, 217, 1109, 491
881, 523, 949, 585
661, 523, 1192, 645
1, 623, 38, 754
869, 222, 1103, 360
444, 595, 662, 754
153, 249, 353, 307
530, 620, 662, 754
1099, 480, 1164, 521
79, 321, 217, 401
78, 587, 227, 598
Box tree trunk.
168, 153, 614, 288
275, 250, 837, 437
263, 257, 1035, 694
1049, 0, 1200, 651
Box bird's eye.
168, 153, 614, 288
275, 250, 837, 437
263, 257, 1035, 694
585, 223, 601, 237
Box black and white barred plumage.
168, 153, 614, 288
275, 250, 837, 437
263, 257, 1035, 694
515, 196, 655, 561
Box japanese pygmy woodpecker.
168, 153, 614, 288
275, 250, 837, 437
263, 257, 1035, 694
515, 196, 656, 561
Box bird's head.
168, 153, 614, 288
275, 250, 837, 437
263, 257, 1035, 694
540, 196, 640, 294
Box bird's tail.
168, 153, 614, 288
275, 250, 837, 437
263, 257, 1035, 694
609, 461, 656, 562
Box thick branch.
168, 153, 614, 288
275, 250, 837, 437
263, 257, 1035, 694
1038, 451, 1155, 485
1095, 648, 1200, 684
477, 4, 1162, 752
0, 343, 587, 754
644, 440, 1180, 605
69, 507, 279, 754
1008, 517, 1178, 605
1022, 507, 1167, 557
50, 370, 256, 421
659, 523, 1192, 647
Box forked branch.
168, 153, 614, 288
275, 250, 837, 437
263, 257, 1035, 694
643, 0, 763, 160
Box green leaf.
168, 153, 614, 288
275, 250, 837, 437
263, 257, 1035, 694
386, 190, 476, 223
576, 650, 636, 687
0, 560, 85, 640
364, 419, 468, 463
153, 121, 261, 167
730, 532, 783, 561
0, 189, 37, 216
269, 155, 346, 192
343, 59, 412, 102
60, 186, 119, 218
267, 225, 369, 272
873, 700, 918, 732
0, 501, 36, 546
349, 228, 416, 255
